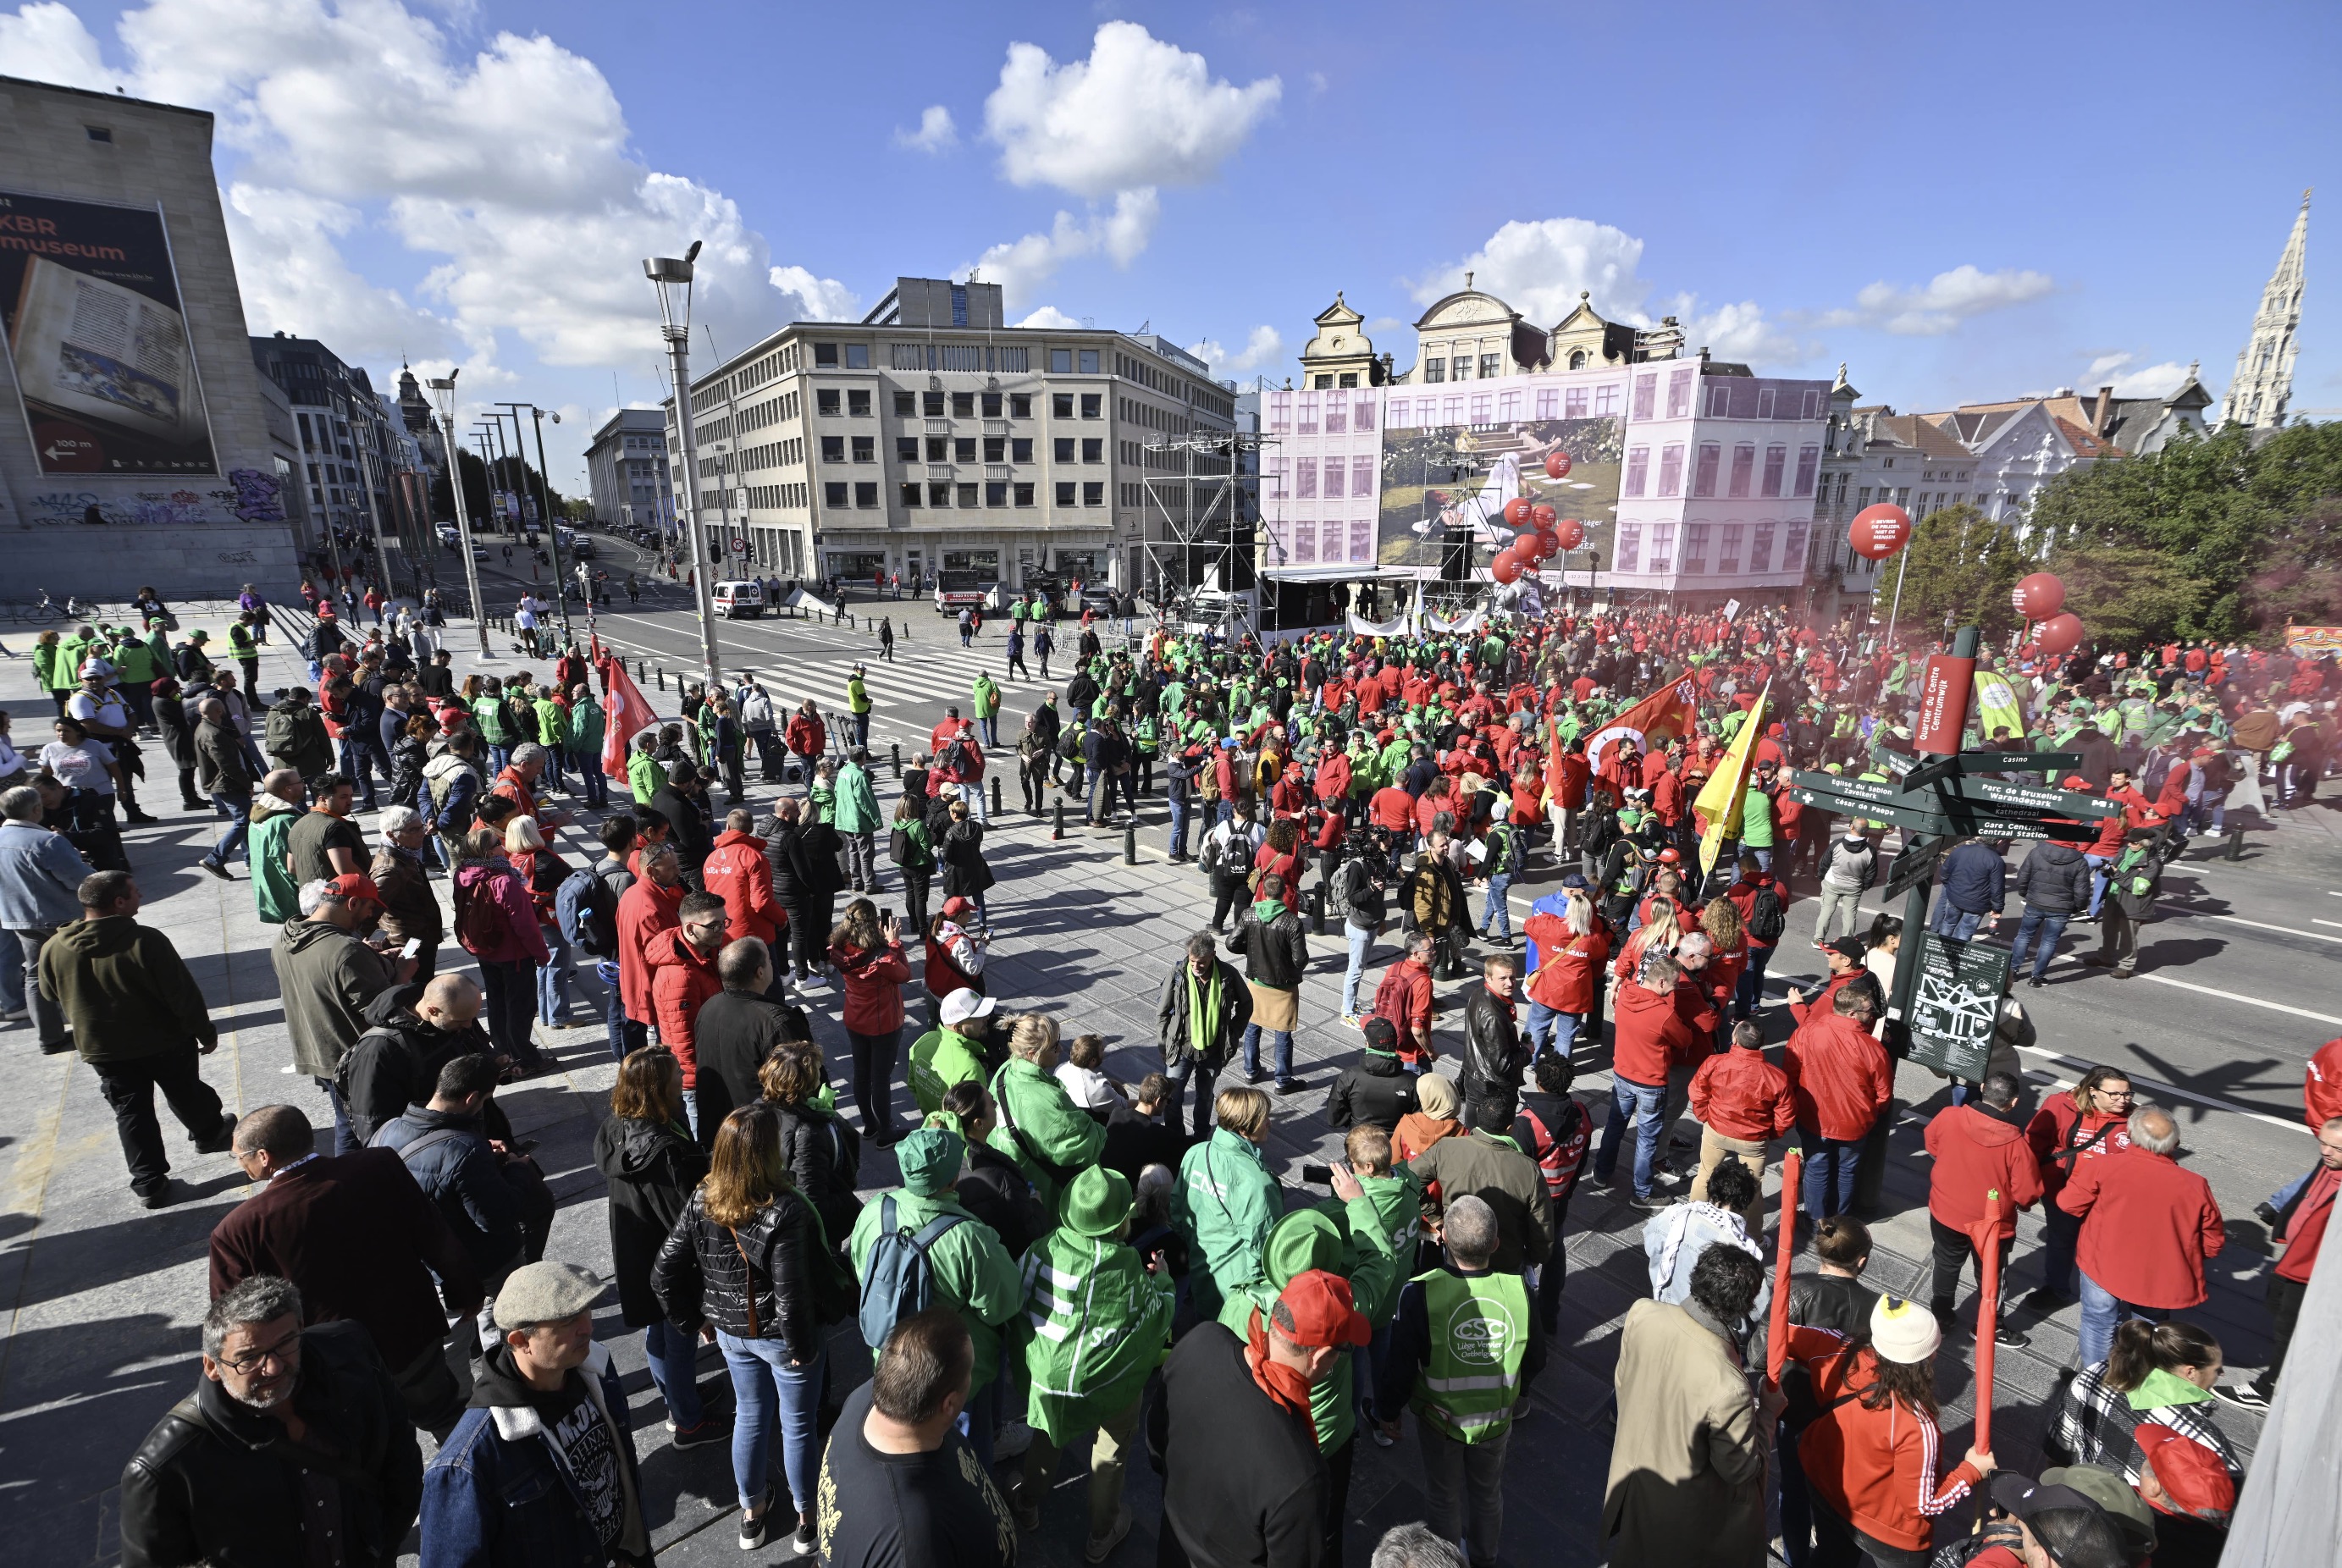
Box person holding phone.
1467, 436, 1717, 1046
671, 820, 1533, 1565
829, 899, 913, 1146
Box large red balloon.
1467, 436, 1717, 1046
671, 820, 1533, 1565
1533, 525, 1561, 557
1491, 552, 1523, 584
1530, 503, 1558, 527
1502, 497, 1533, 527
2013, 571, 2066, 621
1555, 517, 1586, 550
1519, 533, 1551, 561
1848, 504, 1912, 559
1544, 451, 1572, 480
2033, 612, 2085, 654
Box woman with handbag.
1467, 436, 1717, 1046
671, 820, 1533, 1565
653, 1103, 832, 1555
594, 1047, 719, 1444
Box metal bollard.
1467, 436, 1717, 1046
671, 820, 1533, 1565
1052, 799, 1065, 841
991, 776, 1003, 817
1308, 883, 1328, 936
2225, 825, 2245, 860
656, 665, 666, 691
891, 743, 902, 779
1124, 823, 1138, 866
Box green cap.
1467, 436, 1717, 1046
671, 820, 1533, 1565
1058, 1165, 1135, 1238
894, 1126, 964, 1195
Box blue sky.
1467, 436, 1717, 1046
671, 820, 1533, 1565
5, 0, 2335, 491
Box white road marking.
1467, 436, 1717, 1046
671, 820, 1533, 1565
2131, 971, 2342, 1027
2206, 913, 2342, 946
2317, 919, 2342, 931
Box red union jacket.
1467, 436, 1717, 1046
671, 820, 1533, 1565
1688, 1045, 1794, 1141
1610, 980, 1704, 1087
647, 929, 723, 1087
700, 828, 782, 945
1923, 1104, 2045, 1240
1783, 1013, 1892, 1141
2305, 1037, 2342, 1129
2058, 1146, 2224, 1309
1781, 1327, 1981, 1553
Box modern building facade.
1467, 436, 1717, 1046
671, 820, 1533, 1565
584, 408, 672, 533
2218, 191, 2309, 432
0, 76, 302, 591
251, 331, 429, 590
662, 276, 1236, 593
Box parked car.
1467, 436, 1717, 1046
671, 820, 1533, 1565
1175, 588, 1250, 637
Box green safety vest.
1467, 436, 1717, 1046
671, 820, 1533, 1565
1411, 1268, 1530, 1444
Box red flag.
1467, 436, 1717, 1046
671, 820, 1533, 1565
597, 648, 657, 787
1584, 674, 1700, 773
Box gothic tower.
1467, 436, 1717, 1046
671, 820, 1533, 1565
2219, 191, 2309, 430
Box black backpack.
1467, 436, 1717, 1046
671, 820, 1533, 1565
1746, 884, 1786, 943
939, 734, 975, 776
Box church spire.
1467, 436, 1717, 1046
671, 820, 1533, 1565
2219, 190, 2309, 431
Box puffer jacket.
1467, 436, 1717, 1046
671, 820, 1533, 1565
773, 1096, 864, 1245
829, 937, 911, 1035
2011, 840, 2092, 914
651, 1187, 822, 1361
701, 828, 782, 943
646, 930, 723, 1087
371, 1106, 524, 1279
1325, 1047, 1420, 1133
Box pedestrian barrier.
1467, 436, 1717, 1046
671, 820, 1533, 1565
1308, 884, 1328, 936
1124, 823, 1138, 866
1052, 799, 1065, 841
991, 777, 1003, 817
890, 743, 902, 778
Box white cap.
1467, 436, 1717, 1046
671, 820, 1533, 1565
1869, 1295, 1942, 1365
940, 990, 997, 1028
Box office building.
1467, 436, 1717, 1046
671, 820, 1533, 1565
584, 407, 672, 533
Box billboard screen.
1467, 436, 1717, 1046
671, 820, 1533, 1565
1, 190, 219, 476
1376, 413, 1622, 570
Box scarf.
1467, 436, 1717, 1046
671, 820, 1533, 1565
1185, 960, 1222, 1060
1245, 1306, 1320, 1441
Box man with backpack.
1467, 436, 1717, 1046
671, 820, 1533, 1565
553, 831, 627, 1062
1723, 853, 1789, 1020
371, 1053, 533, 1297
1476, 810, 1528, 946
847, 1124, 1025, 1469
1512, 1054, 1590, 1332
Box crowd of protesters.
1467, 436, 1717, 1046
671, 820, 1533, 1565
10, 589, 2337, 1568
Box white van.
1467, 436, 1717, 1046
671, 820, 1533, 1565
712, 579, 765, 619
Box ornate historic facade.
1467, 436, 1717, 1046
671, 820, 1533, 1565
2218, 191, 2309, 430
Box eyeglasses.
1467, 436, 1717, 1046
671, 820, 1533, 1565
2099, 1088, 2135, 1101
218, 1328, 302, 1377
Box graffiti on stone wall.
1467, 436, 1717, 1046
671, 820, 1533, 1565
20, 469, 284, 527
215, 549, 259, 564
227, 468, 284, 522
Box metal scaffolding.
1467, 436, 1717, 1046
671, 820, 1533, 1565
1137, 428, 1268, 638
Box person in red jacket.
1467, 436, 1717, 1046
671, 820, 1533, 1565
1688, 1019, 1794, 1226
1786, 934, 1866, 1026
2085, 768, 2161, 920
1781, 1296, 1995, 1565
783, 698, 826, 786
829, 897, 913, 1146
2303, 1036, 2342, 1129
1723, 855, 1788, 1020
1785, 986, 1893, 1221
2021, 1066, 2136, 1310
1521, 883, 1608, 1059
647, 890, 727, 1135
616, 843, 686, 1038
2221, 1115, 2342, 1411
1923, 1071, 2044, 1347
1371, 931, 1438, 1068
1595, 950, 1704, 1207
2059, 1105, 2224, 1368
700, 807, 783, 950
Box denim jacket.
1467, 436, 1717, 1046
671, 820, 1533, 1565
0, 820, 88, 930
420, 1340, 653, 1568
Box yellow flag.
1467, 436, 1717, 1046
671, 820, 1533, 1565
1972, 668, 2026, 744
1694, 678, 1770, 881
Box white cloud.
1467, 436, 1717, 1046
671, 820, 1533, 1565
0, 0, 109, 87
769, 265, 860, 323
2080, 352, 2199, 398
965, 189, 1159, 309
14, 0, 851, 378
1018, 305, 1081, 329
896, 104, 955, 153
1186, 325, 1284, 374
983, 20, 1279, 198
1816, 265, 2056, 335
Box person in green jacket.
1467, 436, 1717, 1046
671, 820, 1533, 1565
471, 677, 512, 770
627, 733, 666, 805
971, 671, 1002, 748
1171, 1085, 1284, 1322
844, 665, 872, 749
565, 684, 607, 809
1010, 1166, 1174, 1554
246, 775, 307, 925
1739, 771, 1776, 871
833, 747, 884, 893
847, 1125, 1025, 1466
32, 631, 75, 714
987, 1014, 1107, 1211
908, 990, 998, 1114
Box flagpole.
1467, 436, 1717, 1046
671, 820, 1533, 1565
1883, 553, 1908, 645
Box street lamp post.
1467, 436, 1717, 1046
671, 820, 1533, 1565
424, 370, 494, 659
506, 401, 575, 648
643, 242, 723, 695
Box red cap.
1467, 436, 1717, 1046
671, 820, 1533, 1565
2135, 1423, 2236, 1522
2061, 775, 2091, 789
941, 896, 975, 920
439, 710, 467, 734
1656, 847, 1682, 864
1275, 1269, 1371, 1348
319, 872, 384, 905
316, 603, 336, 618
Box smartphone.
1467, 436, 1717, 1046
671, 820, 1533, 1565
1301, 1162, 1334, 1184
400, 938, 423, 960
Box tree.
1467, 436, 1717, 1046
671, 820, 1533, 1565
1877, 504, 2030, 640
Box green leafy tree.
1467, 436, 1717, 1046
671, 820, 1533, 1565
1877, 503, 2031, 639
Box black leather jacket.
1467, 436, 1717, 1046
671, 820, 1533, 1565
652, 1188, 821, 1361
1326, 1049, 1420, 1133
119, 1321, 422, 1568
1457, 982, 1528, 1107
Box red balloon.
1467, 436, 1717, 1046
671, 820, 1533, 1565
1530, 503, 1558, 527
1544, 451, 1572, 480
1517, 533, 1550, 561
2034, 612, 2084, 654
2013, 571, 2066, 621
1555, 517, 1585, 550
1533, 525, 1561, 557
1848, 504, 1912, 560
1502, 497, 1533, 527
1491, 552, 1523, 584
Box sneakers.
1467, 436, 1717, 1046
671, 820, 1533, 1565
137, 1181, 184, 1210
1245, 1068, 1270, 1085
2019, 1287, 2074, 1313
1085, 1505, 1134, 1564
1631, 1193, 1671, 1212
1274, 1078, 1306, 1096
792, 1515, 816, 1557
1339, 1014, 1366, 1031
670, 1416, 727, 1449
1993, 1324, 2032, 1350
1010, 1482, 1042, 1533
0, 1007, 25, 1024
194, 1113, 238, 1156
1370, 1424, 1395, 1448
197, 857, 232, 881
2214, 1382, 2272, 1412
738, 1486, 775, 1552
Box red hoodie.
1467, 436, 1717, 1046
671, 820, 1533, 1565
2305, 1037, 2342, 1129
2058, 1146, 2224, 1309
1784, 1013, 1892, 1140
830, 938, 911, 1035
701, 828, 782, 944
647, 930, 723, 1086
1923, 1104, 2045, 1240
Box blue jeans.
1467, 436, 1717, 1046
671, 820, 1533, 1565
979, 717, 998, 748
596, 961, 639, 1062
717, 1333, 826, 1516
0, 926, 22, 1014
1342, 921, 1377, 1018
1480, 872, 1514, 938
644, 1318, 706, 1428
2085, 853, 2112, 919
570, 750, 608, 807
1526, 1000, 1583, 1060
1241, 1022, 1294, 1080
1929, 900, 1986, 940
1595, 1075, 1667, 1198
1168, 794, 1192, 857
487, 743, 511, 776
1162, 1056, 1220, 1139
1799, 1131, 1864, 1220
1750, 847, 1773, 874
314, 1076, 358, 1157
2078, 1272, 2170, 1369
536, 930, 573, 1025
1734, 943, 1774, 1019
209, 792, 251, 864
2008, 908, 2070, 981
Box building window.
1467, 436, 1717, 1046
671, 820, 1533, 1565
900, 483, 922, 509
1470, 394, 1492, 422
1749, 522, 1775, 572
929, 482, 952, 507
1719, 523, 1743, 573
1781, 522, 1808, 567
1793, 444, 1820, 497
1312, 374, 1333, 390
852, 435, 874, 462
854, 482, 878, 507
1292, 519, 1317, 564
894, 391, 916, 417
1052, 438, 1075, 462
1632, 373, 1657, 421
1666, 367, 1693, 418
1707, 382, 1732, 417
1682, 522, 1710, 573
917, 390, 942, 417
1350, 396, 1373, 431
1014, 483, 1035, 506
1594, 384, 1619, 417
1266, 389, 1292, 433
1009, 394, 1031, 418
1295, 459, 1317, 499
1479, 353, 1501, 378
1761, 444, 1787, 498
1649, 523, 1676, 572
1422, 357, 1445, 384
1352, 454, 1375, 497
815, 344, 839, 367
1339, 373, 1359, 389
1693, 443, 1721, 497
1055, 481, 1077, 506
848, 390, 871, 417
1616, 523, 1642, 571
981, 436, 1004, 462
925, 436, 947, 461
1657, 444, 1685, 497
845, 345, 870, 369
947, 483, 972, 507
1728, 443, 1755, 498
1011, 437, 1033, 462
1050, 349, 1073, 373
1624, 446, 1649, 497
1569, 349, 1588, 368
951, 437, 975, 461
1324, 398, 1346, 434
1535, 388, 1558, 418
1080, 393, 1102, 418
982, 392, 1003, 417
1318, 455, 1342, 494
1498, 391, 1522, 421
824, 481, 848, 506
1896, 486, 1911, 510
1444, 395, 1464, 425
816, 389, 841, 416
1051, 393, 1074, 419
1297, 393, 1318, 433
986, 481, 1008, 507
820, 435, 845, 462
1082, 438, 1102, 463
1082, 481, 1103, 506
1386, 398, 1409, 427
1079, 350, 1100, 373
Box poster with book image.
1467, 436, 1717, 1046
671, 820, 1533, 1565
1, 190, 219, 477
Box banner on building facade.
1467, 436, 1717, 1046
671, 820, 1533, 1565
1376, 412, 1621, 571
1, 190, 219, 477
2285, 625, 2342, 658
